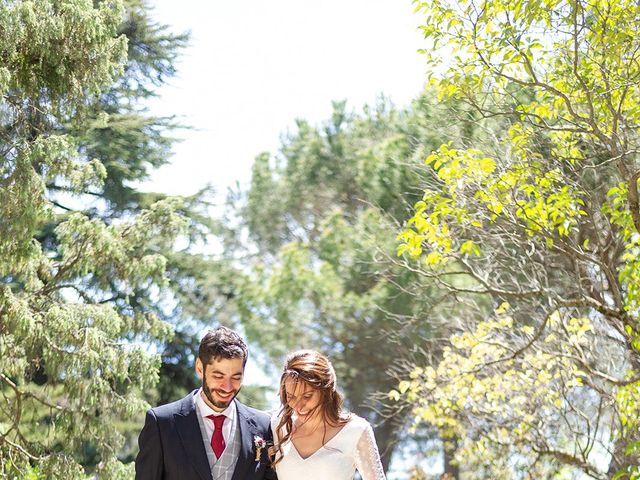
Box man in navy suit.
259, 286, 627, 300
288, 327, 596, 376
135, 326, 277, 480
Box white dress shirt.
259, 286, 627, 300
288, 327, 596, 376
194, 388, 237, 465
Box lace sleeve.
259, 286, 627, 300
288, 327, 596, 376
354, 423, 386, 480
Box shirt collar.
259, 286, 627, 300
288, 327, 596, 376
194, 387, 236, 420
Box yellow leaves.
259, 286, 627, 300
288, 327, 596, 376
547, 310, 561, 327
402, 139, 586, 271
400, 145, 504, 265
516, 101, 558, 121
451, 332, 479, 349
460, 240, 481, 257
426, 144, 497, 184
495, 302, 510, 314
425, 151, 440, 167
396, 230, 424, 258
510, 169, 585, 240
487, 201, 504, 216
484, 20, 497, 35
508, 122, 534, 157
550, 132, 585, 163
398, 193, 456, 265
567, 317, 594, 336
389, 367, 438, 404
616, 378, 640, 430
399, 380, 412, 394
498, 316, 513, 328
566, 376, 583, 388
536, 370, 553, 385
425, 251, 443, 265
395, 302, 600, 470
437, 81, 461, 100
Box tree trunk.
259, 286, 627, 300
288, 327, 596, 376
442, 436, 460, 480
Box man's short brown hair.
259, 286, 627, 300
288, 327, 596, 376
198, 325, 248, 367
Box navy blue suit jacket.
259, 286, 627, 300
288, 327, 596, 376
135, 391, 277, 480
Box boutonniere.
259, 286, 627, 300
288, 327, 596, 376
254, 435, 267, 461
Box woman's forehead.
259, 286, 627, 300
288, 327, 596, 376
284, 377, 313, 395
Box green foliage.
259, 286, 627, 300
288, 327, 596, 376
0, 1, 207, 477
0, 0, 127, 110
53, 2, 233, 419
396, 0, 640, 476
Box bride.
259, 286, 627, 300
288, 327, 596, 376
270, 350, 386, 480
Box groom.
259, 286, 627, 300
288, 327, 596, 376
135, 326, 277, 480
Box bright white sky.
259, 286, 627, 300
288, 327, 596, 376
145, 0, 428, 199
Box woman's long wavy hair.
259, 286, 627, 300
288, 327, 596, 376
272, 350, 350, 466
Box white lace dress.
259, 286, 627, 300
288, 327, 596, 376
270, 414, 386, 480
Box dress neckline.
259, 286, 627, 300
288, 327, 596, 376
289, 416, 353, 461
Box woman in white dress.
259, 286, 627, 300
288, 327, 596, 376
270, 350, 386, 480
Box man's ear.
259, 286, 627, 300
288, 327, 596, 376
195, 357, 204, 379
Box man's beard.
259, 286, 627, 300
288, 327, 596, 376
202, 381, 240, 410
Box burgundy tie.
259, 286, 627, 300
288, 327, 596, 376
208, 414, 226, 458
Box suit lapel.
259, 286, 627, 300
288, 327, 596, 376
231, 402, 258, 480
175, 391, 213, 480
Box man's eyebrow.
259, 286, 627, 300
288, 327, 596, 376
209, 368, 243, 375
